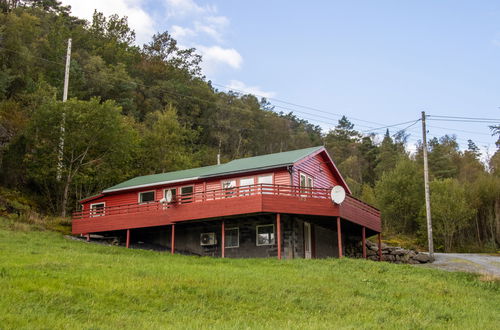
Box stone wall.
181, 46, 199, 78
350, 240, 432, 264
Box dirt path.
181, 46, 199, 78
418, 253, 500, 277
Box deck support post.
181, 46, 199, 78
221, 220, 225, 258
276, 213, 281, 260
171, 224, 175, 255
126, 229, 130, 248
362, 227, 367, 259
337, 217, 343, 258
377, 233, 382, 261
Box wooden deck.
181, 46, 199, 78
72, 184, 381, 234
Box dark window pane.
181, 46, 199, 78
140, 191, 155, 203
180, 186, 194, 203
90, 203, 105, 217
225, 228, 239, 248
181, 186, 193, 195
257, 225, 275, 246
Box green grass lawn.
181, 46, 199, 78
0, 225, 498, 329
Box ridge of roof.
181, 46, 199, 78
100, 146, 324, 193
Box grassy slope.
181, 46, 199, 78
0, 226, 498, 329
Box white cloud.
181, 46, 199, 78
197, 46, 243, 75
61, 0, 155, 44
163, 0, 239, 75
194, 21, 222, 41
171, 25, 196, 40
63, 0, 244, 76
204, 15, 229, 27
226, 80, 276, 99
165, 0, 213, 18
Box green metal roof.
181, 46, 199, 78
102, 146, 324, 193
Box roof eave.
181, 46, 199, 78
102, 176, 200, 193
79, 193, 104, 203
200, 164, 291, 180
100, 164, 292, 195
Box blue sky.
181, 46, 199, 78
62, 0, 500, 154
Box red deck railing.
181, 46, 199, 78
72, 184, 379, 221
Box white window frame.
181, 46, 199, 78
221, 179, 237, 197
163, 188, 177, 202
239, 177, 255, 196
138, 190, 156, 204
256, 224, 275, 246
239, 177, 255, 186
90, 202, 106, 217
224, 227, 239, 248
257, 174, 273, 184
258, 174, 273, 194
300, 172, 314, 188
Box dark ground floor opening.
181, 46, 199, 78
97, 213, 379, 259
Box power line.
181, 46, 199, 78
212, 82, 391, 127
399, 119, 422, 132
360, 119, 420, 133
429, 114, 500, 121
1, 45, 497, 144
428, 118, 499, 124
427, 125, 492, 136
272, 104, 376, 129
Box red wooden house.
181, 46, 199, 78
72, 146, 381, 259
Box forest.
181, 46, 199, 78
0, 0, 499, 252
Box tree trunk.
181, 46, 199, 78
495, 198, 500, 246
475, 216, 482, 246
61, 173, 72, 218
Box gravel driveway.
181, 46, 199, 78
418, 253, 500, 277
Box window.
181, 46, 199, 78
240, 177, 254, 186
225, 227, 239, 248
180, 185, 194, 203
258, 175, 273, 184
163, 188, 177, 202
256, 224, 275, 246
222, 179, 236, 197
300, 173, 313, 188
139, 191, 155, 203
239, 177, 254, 195
300, 173, 314, 196
90, 202, 105, 217
258, 175, 273, 194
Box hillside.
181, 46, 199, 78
0, 221, 498, 329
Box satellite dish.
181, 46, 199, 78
165, 189, 173, 203
330, 185, 346, 204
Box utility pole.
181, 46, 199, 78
421, 111, 434, 259
57, 38, 71, 181
217, 137, 221, 165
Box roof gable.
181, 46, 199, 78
102, 146, 324, 193
294, 148, 352, 195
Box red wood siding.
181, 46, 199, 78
82, 170, 290, 210
74, 192, 380, 234
274, 170, 291, 185
75, 184, 380, 234
293, 152, 338, 189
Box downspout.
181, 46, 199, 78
287, 165, 294, 186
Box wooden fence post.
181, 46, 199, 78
171, 224, 175, 255
337, 217, 343, 258
362, 227, 367, 259
276, 213, 282, 260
